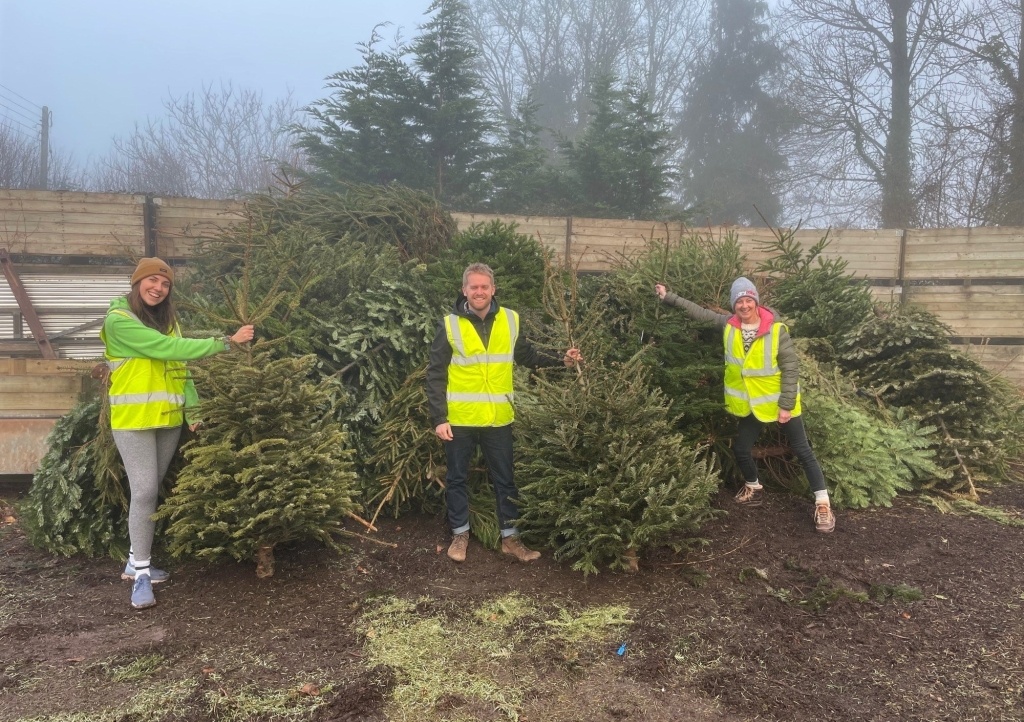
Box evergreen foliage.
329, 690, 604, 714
798, 390, 944, 508
791, 350, 948, 508
755, 228, 875, 350
837, 305, 1023, 491
599, 232, 744, 437
483, 100, 562, 215
155, 350, 360, 572
561, 76, 676, 219
367, 367, 446, 517
296, 0, 492, 206
19, 393, 129, 558
430, 220, 549, 311
678, 0, 789, 226
515, 353, 721, 575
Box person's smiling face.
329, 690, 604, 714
463, 272, 495, 317
734, 295, 758, 324
138, 274, 171, 306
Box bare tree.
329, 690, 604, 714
0, 122, 85, 190
779, 0, 973, 228
935, 0, 1024, 225
466, 0, 705, 142
92, 83, 307, 198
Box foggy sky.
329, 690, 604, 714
0, 0, 429, 163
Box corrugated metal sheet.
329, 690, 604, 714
0, 274, 128, 310
0, 273, 127, 359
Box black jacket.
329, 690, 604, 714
425, 295, 559, 426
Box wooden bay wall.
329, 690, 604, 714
1, 190, 1021, 470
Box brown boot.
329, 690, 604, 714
501, 535, 540, 562
447, 531, 469, 562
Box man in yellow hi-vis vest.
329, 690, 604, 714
655, 277, 835, 533
427, 263, 582, 563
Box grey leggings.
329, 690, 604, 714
113, 427, 182, 562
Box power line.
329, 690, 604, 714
0, 98, 38, 125
0, 83, 42, 111
0, 119, 36, 142
0, 109, 38, 135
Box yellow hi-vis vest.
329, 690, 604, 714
723, 321, 801, 422
104, 309, 189, 430
444, 307, 519, 427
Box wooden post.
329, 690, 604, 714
0, 248, 57, 359
38, 107, 49, 190
143, 195, 158, 257
896, 228, 908, 305
564, 216, 573, 268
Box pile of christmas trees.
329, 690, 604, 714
21, 184, 1024, 575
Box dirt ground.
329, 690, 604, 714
2, 482, 1023, 722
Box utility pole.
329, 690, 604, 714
39, 106, 49, 190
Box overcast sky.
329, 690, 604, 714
0, 0, 429, 164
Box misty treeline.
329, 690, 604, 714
5, 0, 1024, 229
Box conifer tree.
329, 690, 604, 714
561, 76, 675, 219
155, 350, 360, 576
515, 353, 721, 575
297, 0, 492, 206
155, 239, 360, 577
20, 393, 129, 558
836, 306, 1023, 494
678, 0, 789, 225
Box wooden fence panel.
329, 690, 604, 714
153, 197, 246, 260
962, 344, 1024, 388
452, 212, 570, 262
567, 217, 683, 270
903, 228, 1024, 279
0, 359, 91, 417
733, 228, 904, 279
0, 190, 146, 256
903, 285, 1024, 337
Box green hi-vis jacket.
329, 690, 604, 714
443, 307, 519, 427
100, 296, 226, 430
723, 316, 802, 422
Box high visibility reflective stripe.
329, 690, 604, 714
760, 328, 776, 371
749, 392, 781, 405
109, 391, 186, 406
724, 326, 779, 373
503, 309, 518, 348
743, 367, 778, 377
450, 353, 515, 365
447, 312, 519, 358
447, 314, 466, 356
725, 386, 749, 400
447, 391, 515, 403
724, 327, 740, 364
109, 308, 142, 323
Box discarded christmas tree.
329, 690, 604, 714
515, 352, 721, 574
155, 236, 360, 577
513, 266, 721, 574
155, 349, 360, 576
20, 391, 129, 558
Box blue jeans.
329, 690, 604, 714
733, 413, 827, 493
444, 424, 521, 536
